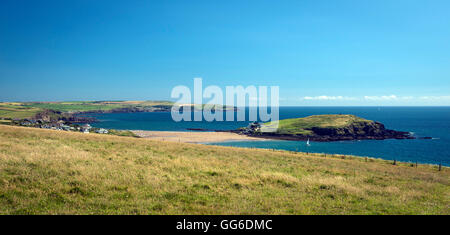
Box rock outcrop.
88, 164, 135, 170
239, 115, 415, 142
33, 109, 95, 123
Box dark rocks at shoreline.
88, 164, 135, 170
73, 105, 238, 115
74, 106, 172, 115
244, 132, 415, 142
33, 109, 96, 123
187, 128, 211, 131
239, 120, 416, 142
70, 106, 174, 124
60, 115, 96, 123
418, 137, 433, 139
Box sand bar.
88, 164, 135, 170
132, 130, 262, 143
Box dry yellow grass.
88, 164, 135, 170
0, 125, 448, 215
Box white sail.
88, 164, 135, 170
306, 138, 310, 146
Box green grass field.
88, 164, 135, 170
0, 104, 42, 119
22, 102, 124, 112
0, 125, 448, 215
22, 101, 174, 112
262, 114, 374, 135
107, 129, 139, 137
0, 101, 175, 119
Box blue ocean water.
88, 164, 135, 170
87, 107, 450, 166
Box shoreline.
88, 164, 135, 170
1, 124, 447, 167
131, 130, 263, 143
131, 129, 447, 167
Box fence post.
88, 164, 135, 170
439, 162, 442, 171
393, 159, 397, 165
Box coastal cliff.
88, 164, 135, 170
33, 109, 95, 123
241, 114, 414, 141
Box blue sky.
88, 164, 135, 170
1, 0, 449, 105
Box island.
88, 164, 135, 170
238, 114, 415, 141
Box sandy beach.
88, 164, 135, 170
132, 130, 262, 143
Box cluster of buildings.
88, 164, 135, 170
17, 119, 108, 134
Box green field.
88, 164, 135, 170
22, 102, 124, 112
107, 129, 139, 137
0, 104, 42, 119
22, 101, 174, 112
0, 125, 448, 215
0, 101, 175, 119
262, 114, 374, 135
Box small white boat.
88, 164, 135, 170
306, 138, 310, 146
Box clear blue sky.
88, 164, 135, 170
1, 0, 449, 105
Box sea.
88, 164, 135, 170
85, 107, 450, 166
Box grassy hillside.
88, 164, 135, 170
0, 125, 448, 215
0, 104, 42, 119
262, 114, 373, 135
22, 101, 174, 113
0, 101, 175, 119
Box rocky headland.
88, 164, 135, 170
238, 114, 416, 142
